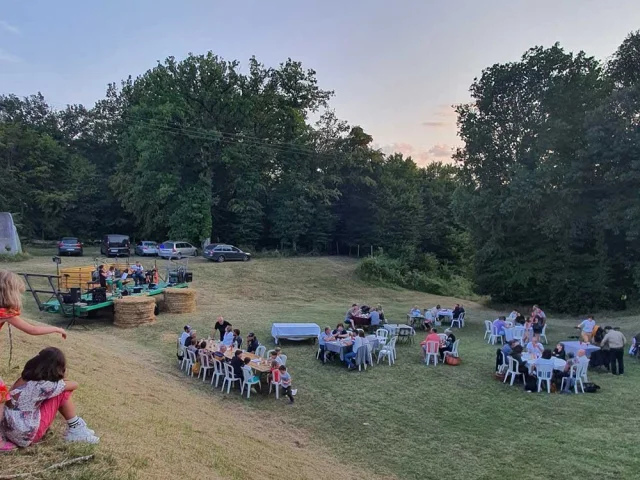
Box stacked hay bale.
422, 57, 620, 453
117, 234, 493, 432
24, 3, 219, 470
113, 296, 156, 328
164, 288, 196, 313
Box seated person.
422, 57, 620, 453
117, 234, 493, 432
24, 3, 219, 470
369, 307, 381, 327
343, 330, 366, 368
318, 327, 336, 364
246, 333, 259, 353
230, 349, 244, 379
119, 269, 132, 288
376, 304, 386, 323
1, 347, 99, 451
452, 304, 465, 320
274, 347, 284, 364
179, 325, 191, 346
130, 261, 145, 286
242, 357, 260, 384
213, 345, 228, 362
269, 350, 284, 366
514, 312, 526, 325
525, 338, 544, 357
184, 330, 198, 348
507, 310, 518, 322
345, 304, 359, 329
232, 329, 242, 348
496, 340, 518, 371
533, 349, 554, 375
332, 323, 348, 338
420, 327, 441, 360
492, 316, 507, 336
552, 343, 566, 360
410, 306, 422, 318
430, 305, 440, 320
221, 325, 234, 347
439, 329, 456, 360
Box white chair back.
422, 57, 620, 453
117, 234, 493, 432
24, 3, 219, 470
199, 352, 211, 369
242, 367, 253, 383
458, 312, 465, 323
213, 358, 224, 376
484, 320, 492, 333
224, 362, 237, 380
187, 348, 197, 364
279, 354, 287, 366
574, 362, 588, 380
376, 328, 389, 340
425, 341, 439, 354
508, 356, 519, 372
255, 345, 266, 358
450, 339, 460, 356
536, 363, 553, 380
513, 326, 525, 340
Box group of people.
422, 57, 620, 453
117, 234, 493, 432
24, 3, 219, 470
177, 318, 296, 403
0, 270, 99, 452
497, 305, 546, 343
419, 326, 456, 362
318, 324, 373, 369
575, 317, 628, 376
410, 303, 465, 329
344, 303, 385, 330
97, 261, 156, 293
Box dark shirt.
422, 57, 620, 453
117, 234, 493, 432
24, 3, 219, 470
552, 348, 566, 360
230, 356, 244, 379
247, 338, 259, 353
214, 321, 231, 340
184, 336, 196, 348
99, 270, 107, 288
233, 336, 243, 348
452, 307, 462, 319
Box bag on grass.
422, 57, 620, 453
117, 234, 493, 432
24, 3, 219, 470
445, 356, 461, 366
583, 382, 600, 393
192, 362, 201, 375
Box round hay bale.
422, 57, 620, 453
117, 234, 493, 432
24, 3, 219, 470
163, 288, 196, 314
113, 296, 156, 328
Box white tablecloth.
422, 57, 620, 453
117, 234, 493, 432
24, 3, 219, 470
271, 323, 321, 344
561, 341, 600, 358
384, 324, 415, 335
521, 354, 566, 371
438, 310, 454, 319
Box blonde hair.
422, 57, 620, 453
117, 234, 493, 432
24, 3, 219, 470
0, 270, 26, 311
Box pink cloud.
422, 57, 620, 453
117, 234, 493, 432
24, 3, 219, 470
378, 143, 454, 166
427, 144, 452, 158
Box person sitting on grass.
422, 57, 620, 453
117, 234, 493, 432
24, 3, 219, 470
246, 333, 259, 353
278, 365, 296, 404
0, 347, 98, 451
319, 327, 336, 364
332, 323, 348, 338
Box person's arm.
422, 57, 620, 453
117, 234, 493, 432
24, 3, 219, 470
2, 315, 66, 339
63, 380, 79, 391
600, 333, 609, 348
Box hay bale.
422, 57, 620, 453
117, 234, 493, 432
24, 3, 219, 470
163, 288, 196, 314
113, 296, 156, 328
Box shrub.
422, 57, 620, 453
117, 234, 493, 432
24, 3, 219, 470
0, 252, 31, 263
356, 255, 476, 298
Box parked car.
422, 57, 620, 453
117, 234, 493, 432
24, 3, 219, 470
100, 234, 131, 257
158, 240, 198, 259
203, 244, 251, 262
57, 237, 83, 256
134, 241, 158, 256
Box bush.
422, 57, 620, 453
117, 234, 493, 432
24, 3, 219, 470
356, 255, 476, 298
0, 252, 31, 263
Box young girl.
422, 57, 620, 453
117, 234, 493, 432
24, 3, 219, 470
0, 271, 67, 339
523, 317, 533, 344
1, 347, 98, 450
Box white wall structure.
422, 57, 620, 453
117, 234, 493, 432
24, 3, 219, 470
0, 212, 22, 255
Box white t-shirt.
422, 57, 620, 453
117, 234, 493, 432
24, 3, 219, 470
579, 319, 596, 333
179, 332, 189, 346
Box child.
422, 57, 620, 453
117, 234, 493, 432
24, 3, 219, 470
0, 271, 67, 339
242, 357, 259, 384
269, 350, 283, 366
1, 347, 98, 450
278, 365, 296, 404
523, 317, 533, 344
268, 360, 280, 385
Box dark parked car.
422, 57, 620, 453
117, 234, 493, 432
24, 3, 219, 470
100, 234, 131, 257
57, 237, 83, 256
203, 244, 251, 262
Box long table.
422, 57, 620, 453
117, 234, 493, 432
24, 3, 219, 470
271, 323, 320, 344
204, 341, 271, 373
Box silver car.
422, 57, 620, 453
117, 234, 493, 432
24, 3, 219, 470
158, 240, 198, 259
134, 241, 158, 256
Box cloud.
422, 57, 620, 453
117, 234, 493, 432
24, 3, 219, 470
421, 121, 447, 127
0, 48, 22, 63
422, 104, 457, 128
0, 20, 20, 35
428, 144, 453, 158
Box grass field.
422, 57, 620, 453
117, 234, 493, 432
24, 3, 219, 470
2, 250, 640, 479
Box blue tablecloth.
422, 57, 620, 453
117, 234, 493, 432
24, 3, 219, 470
324, 336, 379, 361
271, 323, 321, 344
561, 341, 600, 358
438, 310, 454, 319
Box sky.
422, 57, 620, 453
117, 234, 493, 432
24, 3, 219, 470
2, 0, 640, 165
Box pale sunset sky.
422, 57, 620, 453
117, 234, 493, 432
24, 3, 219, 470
2, 0, 640, 165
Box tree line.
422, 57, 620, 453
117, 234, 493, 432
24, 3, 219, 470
2, 31, 640, 312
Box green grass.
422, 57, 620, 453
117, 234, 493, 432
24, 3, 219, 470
4, 253, 640, 479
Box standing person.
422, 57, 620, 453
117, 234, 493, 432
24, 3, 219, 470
106, 266, 116, 293
97, 265, 107, 289
600, 327, 627, 376
576, 316, 596, 343
1, 347, 98, 451
213, 316, 230, 342
278, 365, 296, 404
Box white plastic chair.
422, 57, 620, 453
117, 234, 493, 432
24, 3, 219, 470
458, 312, 465, 327
279, 354, 287, 366
376, 328, 389, 344
513, 326, 525, 343
357, 344, 374, 371
269, 373, 281, 399
240, 368, 261, 399
489, 325, 503, 345
210, 358, 225, 388
484, 320, 492, 341
424, 341, 439, 366
266, 349, 275, 359
535, 363, 553, 393
198, 352, 213, 382
561, 363, 587, 393
377, 336, 397, 365
221, 363, 241, 393
497, 350, 509, 374
503, 356, 525, 386
540, 325, 548, 344
186, 349, 198, 377
450, 313, 463, 328
177, 338, 185, 366
443, 339, 460, 363
255, 345, 266, 358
